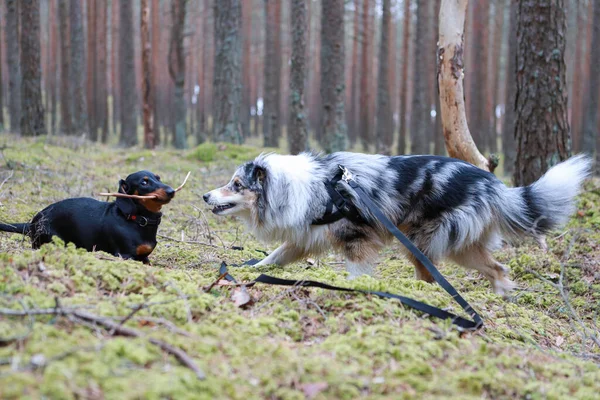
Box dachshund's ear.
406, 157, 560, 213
119, 179, 129, 194
252, 166, 266, 185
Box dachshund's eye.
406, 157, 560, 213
141, 179, 149, 186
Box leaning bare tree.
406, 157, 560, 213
514, 0, 570, 185
437, 0, 495, 172
169, 0, 187, 149
288, 0, 309, 155
20, 0, 46, 136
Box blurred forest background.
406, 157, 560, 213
1, 0, 599, 177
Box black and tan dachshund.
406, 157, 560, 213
0, 170, 175, 263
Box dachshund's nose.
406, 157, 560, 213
203, 193, 210, 203
166, 187, 175, 198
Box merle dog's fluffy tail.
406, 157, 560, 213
0, 222, 30, 235
497, 154, 592, 240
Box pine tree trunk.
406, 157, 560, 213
119, 0, 137, 146
502, 0, 517, 176
151, 0, 161, 145
87, 0, 97, 140
359, 0, 372, 151
6, 0, 21, 133
213, 0, 242, 143
375, 0, 392, 155
490, 0, 504, 154
58, 0, 72, 135
320, 0, 347, 153
438, 0, 492, 171
0, 6, 4, 131
48, 0, 58, 135
514, 0, 570, 186
97, 0, 108, 143
240, 0, 252, 139
69, 0, 87, 136
263, 0, 281, 147
288, 0, 308, 155
168, 0, 187, 149
19, 0, 46, 136
111, 0, 120, 137
432, 0, 444, 155
348, 0, 361, 147
581, 1, 600, 158
397, 0, 411, 155
141, 0, 154, 149
410, 1, 429, 154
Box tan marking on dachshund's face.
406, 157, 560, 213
138, 188, 171, 213
136, 243, 155, 256
203, 173, 258, 216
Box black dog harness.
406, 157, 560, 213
223, 165, 483, 331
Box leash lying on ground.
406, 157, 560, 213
222, 165, 483, 331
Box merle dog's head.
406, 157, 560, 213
203, 161, 266, 217
119, 170, 175, 213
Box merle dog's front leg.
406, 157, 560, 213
256, 242, 307, 266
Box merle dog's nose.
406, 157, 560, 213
166, 187, 175, 198
203, 193, 210, 203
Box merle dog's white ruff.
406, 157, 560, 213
203, 152, 591, 295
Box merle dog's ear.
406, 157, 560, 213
118, 179, 129, 194
252, 166, 266, 185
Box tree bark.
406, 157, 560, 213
151, 0, 161, 145
319, 0, 347, 153
410, 1, 430, 154
581, 1, 600, 158
213, 0, 242, 143
375, 0, 393, 155
432, 0, 444, 155
359, 0, 372, 151
87, 0, 97, 140
6, 0, 21, 133
69, 0, 87, 135
0, 5, 5, 130
119, 0, 137, 146
489, 0, 504, 154
397, 0, 411, 154
263, 0, 281, 147
438, 0, 493, 172
19, 0, 45, 136
288, 0, 308, 155
502, 0, 517, 176
48, 0, 58, 135
514, 0, 570, 186
96, 0, 108, 143
58, 0, 72, 135
240, 0, 253, 138
169, 0, 187, 149
141, 0, 154, 149
347, 0, 361, 147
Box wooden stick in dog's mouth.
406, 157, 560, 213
98, 171, 191, 199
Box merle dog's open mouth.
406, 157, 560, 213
212, 203, 236, 213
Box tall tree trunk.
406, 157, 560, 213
151, 0, 161, 145
397, 0, 411, 155
359, 0, 372, 151
19, 0, 45, 136
87, 0, 97, 140
348, 0, 361, 147
489, 0, 504, 154
6, 0, 20, 133
320, 0, 347, 153
514, 0, 570, 186
438, 0, 493, 172
375, 0, 392, 155
194, 1, 205, 144
169, 0, 187, 149
97, 0, 108, 143
0, 5, 4, 131
263, 0, 281, 147
308, 2, 321, 136
58, 0, 72, 135
240, 0, 252, 139
288, 0, 308, 154
69, 0, 87, 135
111, 0, 120, 137
502, 0, 517, 176
119, 0, 137, 146
410, 1, 429, 154
213, 0, 242, 143
432, 0, 444, 155
581, 1, 600, 158
48, 0, 58, 135
141, 0, 154, 149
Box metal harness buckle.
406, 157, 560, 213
138, 216, 149, 227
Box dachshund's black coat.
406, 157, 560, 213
0, 171, 174, 263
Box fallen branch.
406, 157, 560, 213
97, 192, 158, 200
157, 234, 220, 248
0, 306, 205, 379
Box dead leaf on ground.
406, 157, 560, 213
232, 286, 253, 308
555, 336, 565, 347
300, 382, 328, 399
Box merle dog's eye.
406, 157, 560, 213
233, 180, 242, 190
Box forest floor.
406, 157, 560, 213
0, 135, 599, 400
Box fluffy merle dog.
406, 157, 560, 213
203, 152, 591, 295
